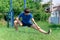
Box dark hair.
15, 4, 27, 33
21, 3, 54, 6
24, 8, 30, 13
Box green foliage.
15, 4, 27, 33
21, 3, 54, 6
34, 13, 40, 21
0, 0, 50, 21
0, 0, 9, 13
0, 15, 2, 20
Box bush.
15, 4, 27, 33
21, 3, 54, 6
0, 15, 3, 20
34, 13, 40, 21
0, 0, 50, 21
33, 12, 50, 21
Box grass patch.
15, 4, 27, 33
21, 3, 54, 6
0, 21, 60, 40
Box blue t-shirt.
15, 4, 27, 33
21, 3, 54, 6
18, 12, 33, 24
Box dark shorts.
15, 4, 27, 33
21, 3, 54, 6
21, 21, 33, 27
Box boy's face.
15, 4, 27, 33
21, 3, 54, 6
24, 9, 30, 15
24, 13, 30, 15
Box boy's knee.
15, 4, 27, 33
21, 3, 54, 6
14, 20, 18, 24
37, 27, 40, 30
34, 24, 40, 29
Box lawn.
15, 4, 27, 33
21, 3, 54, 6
0, 21, 60, 40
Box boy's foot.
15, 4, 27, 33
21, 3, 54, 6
44, 29, 51, 34
47, 29, 51, 34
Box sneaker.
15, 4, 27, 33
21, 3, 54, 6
47, 29, 51, 34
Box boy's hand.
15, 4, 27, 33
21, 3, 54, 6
20, 23, 23, 26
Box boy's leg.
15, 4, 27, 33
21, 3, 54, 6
14, 20, 23, 31
14, 20, 18, 31
31, 24, 51, 34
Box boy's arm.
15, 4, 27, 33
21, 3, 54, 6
32, 18, 38, 26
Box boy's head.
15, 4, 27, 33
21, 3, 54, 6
24, 8, 30, 13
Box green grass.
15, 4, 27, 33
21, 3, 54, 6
0, 21, 60, 40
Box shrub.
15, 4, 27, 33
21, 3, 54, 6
34, 13, 40, 21
0, 15, 3, 20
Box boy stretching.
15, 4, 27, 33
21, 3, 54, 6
14, 8, 51, 34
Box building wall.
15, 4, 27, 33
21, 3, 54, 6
49, 5, 60, 24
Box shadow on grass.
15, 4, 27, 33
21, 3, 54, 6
48, 24, 60, 30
